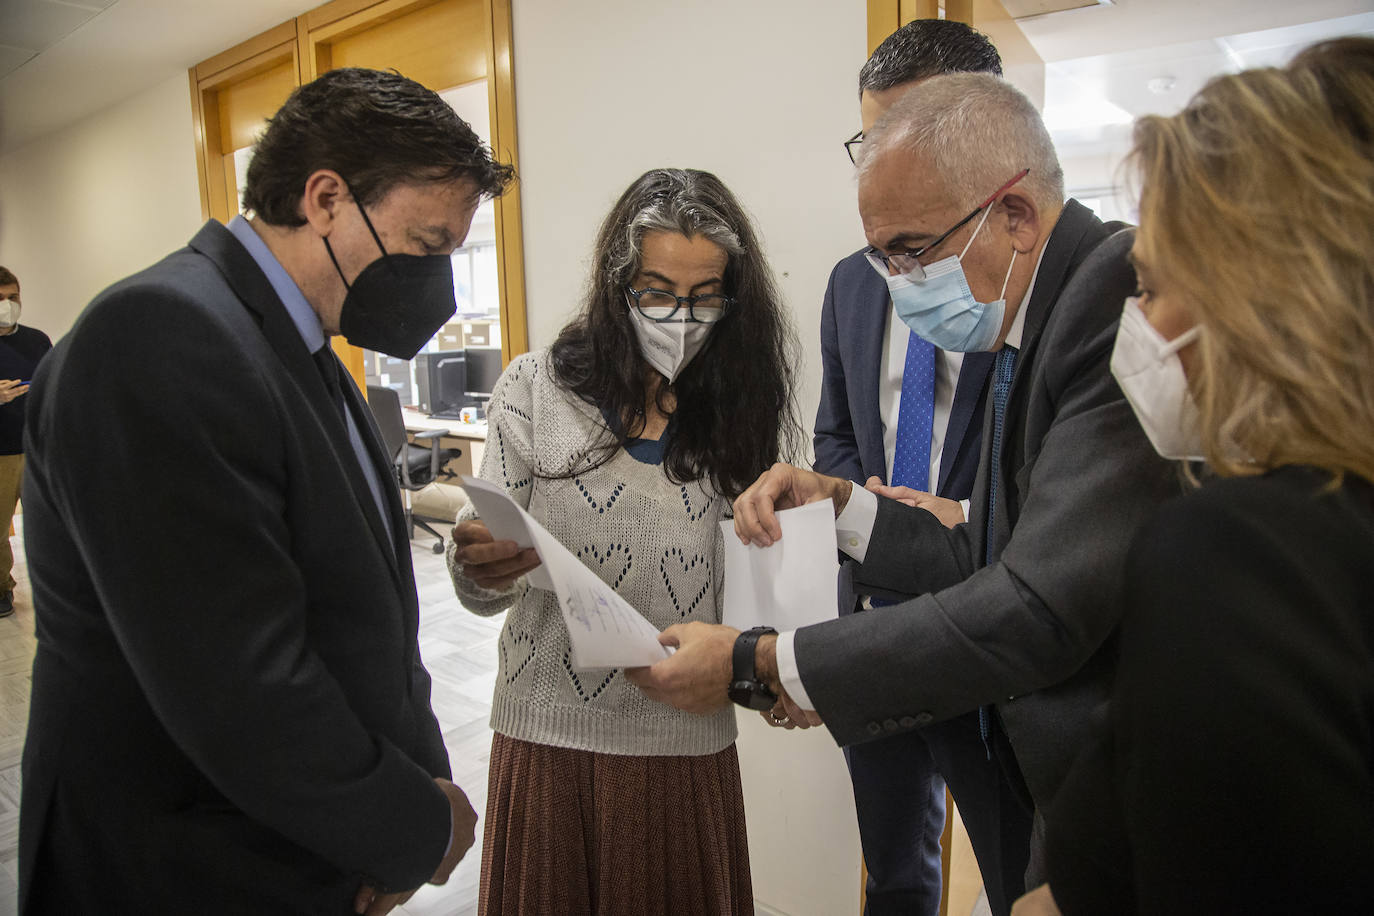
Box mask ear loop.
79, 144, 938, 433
958, 204, 996, 262
1161, 324, 1202, 356
323, 184, 395, 293
998, 249, 1018, 301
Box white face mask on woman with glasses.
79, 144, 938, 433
626, 301, 718, 383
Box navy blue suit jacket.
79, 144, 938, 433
813, 248, 994, 497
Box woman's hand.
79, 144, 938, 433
451, 520, 540, 590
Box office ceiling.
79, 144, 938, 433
1, 0, 1371, 157
0, 0, 313, 156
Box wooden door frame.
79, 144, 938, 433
189, 0, 528, 385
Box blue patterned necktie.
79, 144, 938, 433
980, 343, 1018, 754
891, 331, 937, 491
984, 344, 1018, 563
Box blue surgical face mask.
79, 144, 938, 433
866, 206, 1017, 353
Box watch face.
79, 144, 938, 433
729, 680, 776, 711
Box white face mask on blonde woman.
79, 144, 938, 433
1110, 296, 1203, 460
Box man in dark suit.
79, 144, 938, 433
814, 22, 1001, 915
19, 68, 513, 914
629, 73, 1179, 916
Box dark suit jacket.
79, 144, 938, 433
795, 203, 1181, 814
1046, 467, 1374, 915
19, 221, 452, 914
813, 247, 994, 497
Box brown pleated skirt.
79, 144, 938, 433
479, 732, 753, 916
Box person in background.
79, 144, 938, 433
19, 68, 512, 914
449, 167, 801, 916
1014, 36, 1374, 916
628, 73, 1182, 916
815, 21, 1003, 915
0, 266, 50, 619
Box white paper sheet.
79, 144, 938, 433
720, 500, 839, 631
458, 476, 670, 669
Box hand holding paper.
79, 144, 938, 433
457, 476, 670, 669
450, 520, 541, 591
721, 500, 839, 632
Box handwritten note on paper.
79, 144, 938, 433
720, 500, 839, 632
459, 476, 670, 669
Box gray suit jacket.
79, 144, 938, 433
795, 204, 1181, 812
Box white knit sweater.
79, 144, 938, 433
447, 350, 737, 756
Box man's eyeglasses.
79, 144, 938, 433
626, 286, 734, 324
844, 130, 863, 165
865, 168, 1030, 279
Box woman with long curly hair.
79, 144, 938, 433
447, 167, 801, 915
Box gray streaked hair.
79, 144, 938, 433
859, 72, 1064, 212
602, 169, 745, 281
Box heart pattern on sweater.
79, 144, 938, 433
678, 485, 711, 522
575, 478, 625, 515
562, 651, 617, 702
661, 548, 709, 619
499, 627, 536, 685
576, 543, 633, 590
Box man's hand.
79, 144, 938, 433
733, 463, 853, 547
352, 781, 476, 915
759, 693, 824, 730
625, 621, 738, 714
1012, 884, 1063, 916
865, 477, 965, 528
452, 520, 540, 589
353, 887, 414, 916
0, 379, 29, 405
430, 778, 478, 885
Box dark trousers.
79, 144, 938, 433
925, 712, 1035, 916
845, 733, 947, 916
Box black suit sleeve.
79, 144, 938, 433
42, 289, 449, 890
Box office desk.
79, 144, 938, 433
401, 408, 486, 524
402, 409, 486, 474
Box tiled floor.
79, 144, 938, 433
0, 515, 502, 916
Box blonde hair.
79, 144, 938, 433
1129, 38, 1374, 484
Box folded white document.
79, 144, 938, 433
720, 500, 839, 632
458, 476, 671, 669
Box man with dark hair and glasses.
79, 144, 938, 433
20, 68, 513, 914
815, 18, 1002, 916
630, 73, 1181, 916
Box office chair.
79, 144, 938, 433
366, 385, 463, 554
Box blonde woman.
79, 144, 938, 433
1017, 38, 1374, 915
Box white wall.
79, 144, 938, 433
0, 72, 204, 342
1, 3, 871, 909
511, 2, 867, 913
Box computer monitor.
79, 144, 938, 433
463, 347, 504, 399
414, 350, 471, 418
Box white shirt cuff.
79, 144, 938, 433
775, 630, 816, 712
835, 483, 879, 563
959, 498, 971, 525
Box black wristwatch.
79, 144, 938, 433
728, 626, 778, 711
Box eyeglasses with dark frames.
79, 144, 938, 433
625, 286, 734, 324
865, 169, 1030, 279
844, 130, 864, 165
